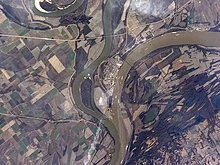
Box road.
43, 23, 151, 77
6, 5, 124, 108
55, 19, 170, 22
0, 112, 83, 124
0, 33, 126, 43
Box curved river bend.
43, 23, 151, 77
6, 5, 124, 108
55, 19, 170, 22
112, 30, 220, 164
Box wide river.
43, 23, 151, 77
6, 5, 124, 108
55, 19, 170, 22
113, 30, 220, 164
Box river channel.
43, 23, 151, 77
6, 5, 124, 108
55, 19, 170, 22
113, 31, 220, 164
70, 0, 121, 164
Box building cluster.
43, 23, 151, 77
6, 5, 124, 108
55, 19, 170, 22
101, 55, 123, 93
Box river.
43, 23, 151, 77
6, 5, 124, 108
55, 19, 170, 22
32, 0, 83, 17
113, 30, 220, 164
70, 0, 121, 164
